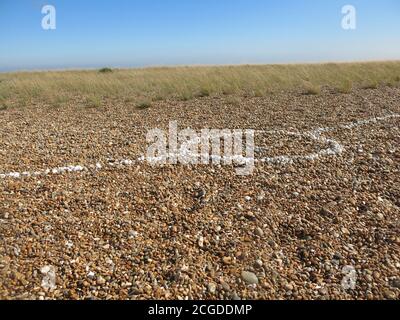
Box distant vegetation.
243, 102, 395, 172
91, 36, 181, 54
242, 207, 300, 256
98, 67, 113, 73
136, 100, 152, 110
1, 61, 400, 107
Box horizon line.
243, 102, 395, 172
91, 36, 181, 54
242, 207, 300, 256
2, 58, 400, 74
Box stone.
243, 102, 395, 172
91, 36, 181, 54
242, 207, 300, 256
40, 265, 56, 291
244, 212, 256, 221
231, 292, 241, 300
383, 289, 396, 300
129, 230, 139, 238
207, 282, 217, 294
254, 259, 263, 268
97, 276, 106, 285
241, 271, 259, 285
198, 236, 204, 248
220, 280, 230, 292
1, 212, 10, 219
255, 227, 264, 237
284, 283, 294, 291
390, 278, 400, 289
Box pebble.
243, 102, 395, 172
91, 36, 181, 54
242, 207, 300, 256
390, 278, 400, 289
254, 260, 263, 268
208, 283, 217, 294
1, 212, 9, 219
220, 280, 231, 292
231, 292, 241, 300
244, 212, 256, 221
40, 266, 51, 274
222, 257, 233, 265
40, 265, 56, 291
241, 271, 259, 285
284, 283, 294, 291
65, 240, 73, 249
198, 236, 204, 248
97, 276, 106, 285
255, 227, 264, 237
376, 213, 384, 220
181, 265, 189, 272
383, 289, 396, 300
341, 227, 350, 235
129, 230, 139, 238
365, 274, 373, 283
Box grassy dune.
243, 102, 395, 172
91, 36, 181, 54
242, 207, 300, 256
1, 61, 400, 108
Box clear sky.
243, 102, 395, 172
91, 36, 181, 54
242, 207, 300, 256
1, 0, 399, 71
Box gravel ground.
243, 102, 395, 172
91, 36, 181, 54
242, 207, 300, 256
0, 87, 399, 300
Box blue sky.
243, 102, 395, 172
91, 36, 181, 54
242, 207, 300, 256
1, 0, 399, 71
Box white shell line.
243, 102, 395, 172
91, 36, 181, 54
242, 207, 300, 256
256, 113, 399, 164
0, 113, 399, 180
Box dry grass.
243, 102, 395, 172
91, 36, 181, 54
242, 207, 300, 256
226, 96, 241, 106
1, 61, 400, 106
136, 100, 152, 110
361, 80, 379, 90
85, 95, 102, 108
302, 81, 321, 95
0, 95, 8, 111
336, 79, 353, 94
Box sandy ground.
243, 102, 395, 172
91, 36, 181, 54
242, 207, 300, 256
0, 87, 399, 300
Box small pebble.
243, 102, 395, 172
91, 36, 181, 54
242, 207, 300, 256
255, 227, 264, 237
241, 271, 259, 285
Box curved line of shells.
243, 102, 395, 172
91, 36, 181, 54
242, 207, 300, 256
1, 114, 399, 179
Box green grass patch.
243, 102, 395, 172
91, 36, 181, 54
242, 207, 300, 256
98, 67, 113, 73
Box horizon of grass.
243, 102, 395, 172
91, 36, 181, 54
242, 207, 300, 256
1, 61, 400, 107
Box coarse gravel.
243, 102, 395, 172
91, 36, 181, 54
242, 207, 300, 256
0, 87, 399, 300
